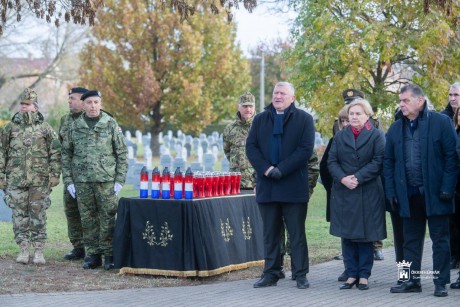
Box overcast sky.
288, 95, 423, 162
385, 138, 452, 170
233, 4, 297, 56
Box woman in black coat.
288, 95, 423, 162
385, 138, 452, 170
328, 99, 386, 290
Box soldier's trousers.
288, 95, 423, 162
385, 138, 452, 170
4, 185, 50, 244
75, 182, 117, 256
63, 190, 84, 249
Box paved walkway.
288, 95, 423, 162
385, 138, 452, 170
1, 240, 459, 306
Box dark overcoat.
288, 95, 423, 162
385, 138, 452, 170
383, 104, 458, 217
245, 103, 315, 203
328, 125, 386, 241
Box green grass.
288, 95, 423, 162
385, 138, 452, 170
0, 182, 394, 264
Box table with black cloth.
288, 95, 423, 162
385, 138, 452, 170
113, 192, 264, 277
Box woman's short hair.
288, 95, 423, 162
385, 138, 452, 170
347, 98, 374, 116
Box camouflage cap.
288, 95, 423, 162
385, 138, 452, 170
21, 88, 38, 105
342, 89, 365, 104
239, 91, 255, 106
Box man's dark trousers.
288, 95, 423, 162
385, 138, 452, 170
403, 194, 450, 285
258, 202, 308, 279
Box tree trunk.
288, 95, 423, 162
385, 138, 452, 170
149, 102, 163, 157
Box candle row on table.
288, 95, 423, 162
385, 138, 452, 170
140, 166, 242, 199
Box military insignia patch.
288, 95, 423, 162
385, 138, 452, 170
347, 91, 354, 97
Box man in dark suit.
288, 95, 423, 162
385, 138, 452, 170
384, 84, 458, 297
246, 82, 315, 289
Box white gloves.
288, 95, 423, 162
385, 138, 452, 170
67, 184, 76, 199
114, 182, 123, 196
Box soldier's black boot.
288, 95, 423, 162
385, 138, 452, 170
83, 254, 102, 269
64, 247, 85, 260
104, 256, 114, 270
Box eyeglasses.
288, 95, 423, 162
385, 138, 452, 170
449, 93, 460, 97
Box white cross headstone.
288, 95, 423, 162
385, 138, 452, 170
212, 145, 219, 160
135, 130, 142, 144
181, 147, 187, 161
144, 147, 152, 169
197, 146, 203, 163
128, 146, 134, 160
125, 130, 132, 141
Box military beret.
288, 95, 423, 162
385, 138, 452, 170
20, 88, 38, 105
69, 87, 88, 95
239, 91, 255, 106
342, 89, 365, 104
81, 90, 101, 101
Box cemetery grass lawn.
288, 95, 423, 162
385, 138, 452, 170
0, 184, 394, 294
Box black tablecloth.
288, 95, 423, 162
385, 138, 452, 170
113, 193, 264, 277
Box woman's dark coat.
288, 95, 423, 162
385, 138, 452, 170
384, 104, 458, 217
328, 125, 386, 241
246, 103, 315, 203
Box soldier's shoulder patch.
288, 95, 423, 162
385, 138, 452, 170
117, 126, 122, 134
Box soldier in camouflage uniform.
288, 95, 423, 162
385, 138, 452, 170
61, 90, 128, 270
279, 150, 320, 278
0, 88, 61, 265
223, 91, 256, 189
59, 87, 88, 261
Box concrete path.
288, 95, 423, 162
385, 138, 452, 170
1, 240, 459, 306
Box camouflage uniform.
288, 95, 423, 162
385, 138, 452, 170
223, 91, 256, 189
280, 150, 320, 258
59, 112, 84, 251
0, 110, 61, 245
62, 111, 128, 257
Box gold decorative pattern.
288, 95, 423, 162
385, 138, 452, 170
242, 216, 252, 240
142, 221, 173, 247
220, 218, 234, 242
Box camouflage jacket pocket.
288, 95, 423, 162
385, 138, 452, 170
100, 156, 116, 179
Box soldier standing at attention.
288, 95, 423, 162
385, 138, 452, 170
59, 87, 88, 261
62, 90, 128, 270
0, 88, 61, 265
223, 91, 256, 190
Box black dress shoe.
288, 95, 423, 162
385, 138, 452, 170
253, 277, 277, 288
397, 280, 403, 285
338, 270, 348, 282
358, 283, 369, 290
374, 250, 384, 260
339, 279, 358, 290
296, 276, 310, 289
83, 254, 102, 269
434, 284, 448, 297
104, 256, 114, 270
390, 281, 422, 293
64, 247, 85, 260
